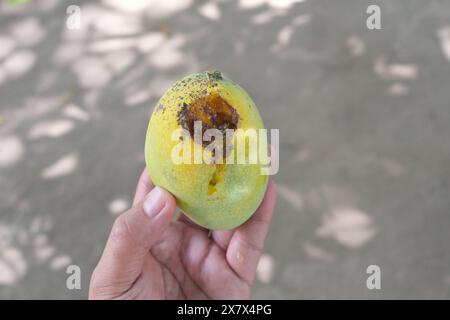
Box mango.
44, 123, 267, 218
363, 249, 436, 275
145, 71, 268, 230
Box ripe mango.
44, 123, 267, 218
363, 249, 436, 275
145, 71, 268, 230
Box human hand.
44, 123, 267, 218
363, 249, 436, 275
89, 168, 277, 299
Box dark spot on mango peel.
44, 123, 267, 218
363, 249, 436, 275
176, 94, 239, 152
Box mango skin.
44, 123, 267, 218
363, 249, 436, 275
145, 71, 268, 230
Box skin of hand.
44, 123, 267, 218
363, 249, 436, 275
89, 168, 277, 300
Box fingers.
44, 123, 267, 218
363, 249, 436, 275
226, 180, 277, 286
181, 227, 250, 299
133, 168, 154, 205
89, 186, 176, 299
212, 230, 234, 251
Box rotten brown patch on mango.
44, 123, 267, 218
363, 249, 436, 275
176, 94, 239, 196
177, 94, 239, 150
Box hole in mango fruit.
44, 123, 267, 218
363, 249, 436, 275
177, 94, 238, 196
177, 94, 239, 153
208, 164, 225, 196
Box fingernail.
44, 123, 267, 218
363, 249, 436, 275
143, 187, 166, 218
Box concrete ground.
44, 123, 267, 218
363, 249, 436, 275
1, 0, 450, 299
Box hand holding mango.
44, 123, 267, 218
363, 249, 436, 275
145, 71, 269, 230
90, 74, 275, 298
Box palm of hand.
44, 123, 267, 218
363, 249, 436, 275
126, 222, 252, 299
90, 169, 276, 300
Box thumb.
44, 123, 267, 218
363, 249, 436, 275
90, 186, 176, 298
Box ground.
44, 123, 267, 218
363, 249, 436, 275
0, 0, 450, 299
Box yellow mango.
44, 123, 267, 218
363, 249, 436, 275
145, 71, 268, 230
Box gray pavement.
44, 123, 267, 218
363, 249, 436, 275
1, 0, 450, 299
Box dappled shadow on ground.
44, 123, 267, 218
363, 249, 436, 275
1, 0, 450, 299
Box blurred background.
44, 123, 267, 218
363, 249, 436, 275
1, 0, 450, 299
